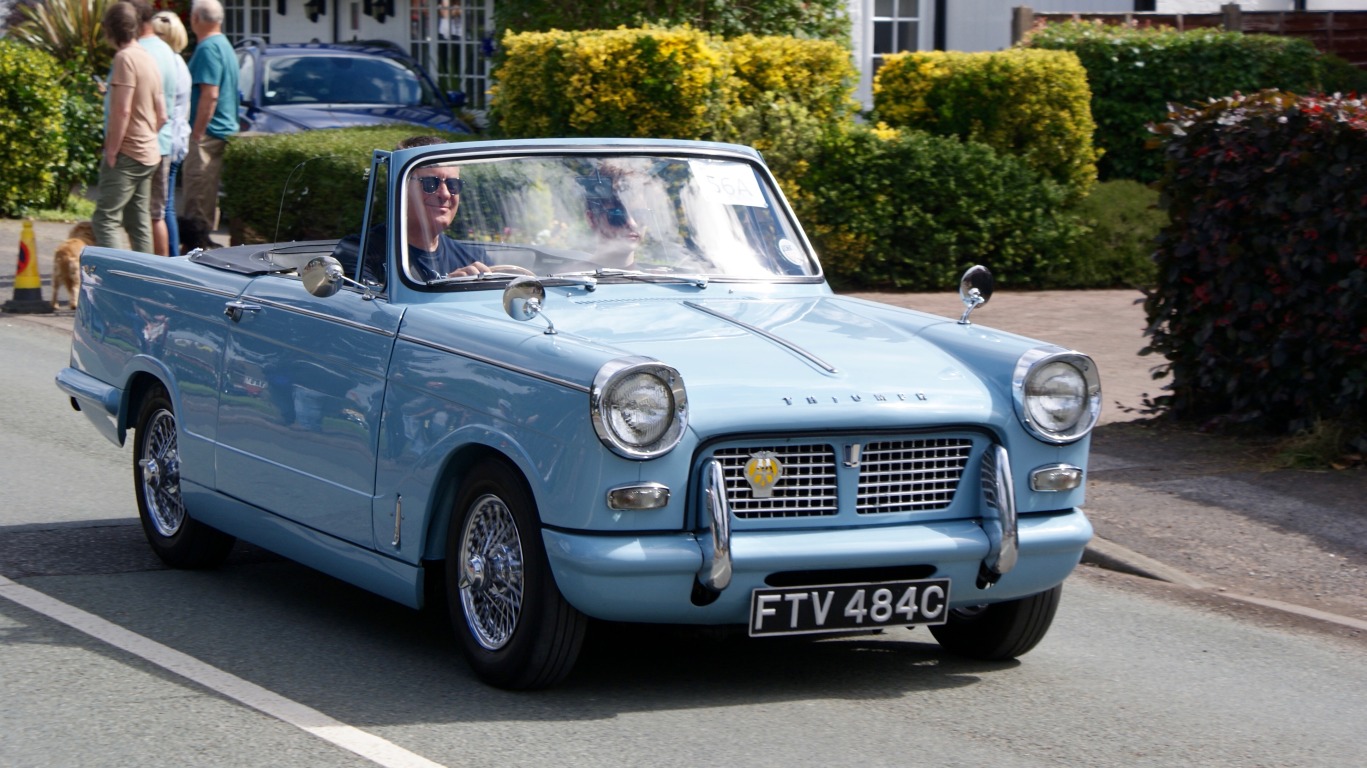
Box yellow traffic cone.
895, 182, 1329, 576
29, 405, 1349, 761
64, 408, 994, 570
3, 219, 54, 314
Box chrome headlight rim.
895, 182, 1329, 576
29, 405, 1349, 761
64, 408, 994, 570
590, 357, 688, 460
1013, 347, 1101, 444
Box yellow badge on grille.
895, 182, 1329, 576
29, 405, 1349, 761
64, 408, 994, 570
744, 451, 783, 498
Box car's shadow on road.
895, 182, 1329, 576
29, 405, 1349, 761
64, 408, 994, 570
3, 523, 1019, 724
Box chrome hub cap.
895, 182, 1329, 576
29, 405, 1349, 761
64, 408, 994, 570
139, 409, 185, 537
458, 494, 524, 651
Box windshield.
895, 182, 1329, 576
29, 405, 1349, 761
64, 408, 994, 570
396, 152, 819, 287
262, 54, 441, 107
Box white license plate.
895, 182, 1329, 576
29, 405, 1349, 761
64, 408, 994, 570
748, 578, 951, 637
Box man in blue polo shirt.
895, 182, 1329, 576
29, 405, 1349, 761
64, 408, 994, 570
182, 0, 237, 232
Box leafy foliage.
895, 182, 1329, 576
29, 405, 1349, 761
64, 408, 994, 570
48, 69, 105, 208
9, 0, 115, 78
495, 0, 849, 42
1145, 90, 1367, 443
221, 127, 471, 243
491, 26, 731, 140
1049, 180, 1164, 289
0, 39, 69, 216
794, 123, 1083, 291
491, 27, 855, 145
873, 48, 1099, 200
1023, 20, 1325, 182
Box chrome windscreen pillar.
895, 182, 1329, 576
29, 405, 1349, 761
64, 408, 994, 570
696, 459, 733, 593
978, 444, 1019, 589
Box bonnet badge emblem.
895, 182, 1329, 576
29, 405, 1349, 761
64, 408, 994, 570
744, 451, 783, 498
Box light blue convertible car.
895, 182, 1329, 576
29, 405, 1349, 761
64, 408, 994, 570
58, 138, 1099, 689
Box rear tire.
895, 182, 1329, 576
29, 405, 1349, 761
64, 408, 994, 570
133, 388, 235, 569
929, 584, 1062, 660
446, 458, 586, 689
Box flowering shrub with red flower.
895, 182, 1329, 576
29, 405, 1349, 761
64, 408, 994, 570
1145, 90, 1367, 444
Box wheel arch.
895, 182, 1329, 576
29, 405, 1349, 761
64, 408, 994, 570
123, 368, 174, 437
419, 440, 539, 564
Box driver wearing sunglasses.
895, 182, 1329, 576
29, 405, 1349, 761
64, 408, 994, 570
404, 161, 494, 280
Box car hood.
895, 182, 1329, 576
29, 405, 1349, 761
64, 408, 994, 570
549, 294, 1003, 433
252, 104, 463, 132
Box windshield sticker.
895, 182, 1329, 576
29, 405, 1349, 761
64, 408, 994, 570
689, 161, 768, 208
777, 238, 802, 264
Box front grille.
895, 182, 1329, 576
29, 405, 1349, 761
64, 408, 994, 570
712, 437, 973, 520
714, 444, 838, 519
856, 438, 973, 514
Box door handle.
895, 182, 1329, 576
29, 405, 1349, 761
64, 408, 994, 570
223, 300, 262, 322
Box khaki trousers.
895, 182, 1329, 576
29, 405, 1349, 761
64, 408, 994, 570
182, 135, 227, 230
93, 153, 158, 254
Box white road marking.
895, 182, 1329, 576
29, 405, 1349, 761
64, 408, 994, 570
0, 575, 447, 768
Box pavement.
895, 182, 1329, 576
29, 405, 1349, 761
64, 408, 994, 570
5, 217, 1365, 639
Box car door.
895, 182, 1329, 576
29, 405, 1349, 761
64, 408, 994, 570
215, 273, 402, 547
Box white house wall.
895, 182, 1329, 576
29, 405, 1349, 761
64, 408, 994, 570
945, 0, 1134, 53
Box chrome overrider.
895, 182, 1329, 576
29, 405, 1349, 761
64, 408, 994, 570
978, 444, 1019, 589
696, 459, 733, 593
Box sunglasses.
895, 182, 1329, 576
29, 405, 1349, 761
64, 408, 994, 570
415, 176, 465, 195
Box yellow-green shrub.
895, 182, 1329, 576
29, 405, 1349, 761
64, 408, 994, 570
727, 34, 857, 125
0, 39, 68, 216
491, 26, 732, 139
490, 28, 857, 144
874, 48, 1098, 199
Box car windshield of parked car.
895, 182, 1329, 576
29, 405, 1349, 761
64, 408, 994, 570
399, 152, 819, 287
262, 55, 440, 107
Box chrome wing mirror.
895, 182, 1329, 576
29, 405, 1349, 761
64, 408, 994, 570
301, 256, 374, 299
503, 276, 557, 335
957, 265, 994, 325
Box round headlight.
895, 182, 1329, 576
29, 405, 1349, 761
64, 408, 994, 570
1013, 349, 1101, 443
591, 358, 688, 459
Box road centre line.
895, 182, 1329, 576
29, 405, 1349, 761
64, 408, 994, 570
0, 575, 448, 768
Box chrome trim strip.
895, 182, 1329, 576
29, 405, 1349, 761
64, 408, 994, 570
397, 333, 591, 393
246, 296, 396, 336
683, 301, 837, 374
106, 270, 240, 300
978, 444, 1019, 589
697, 459, 733, 593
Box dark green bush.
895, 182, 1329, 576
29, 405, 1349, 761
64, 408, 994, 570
793, 124, 1083, 291
1024, 21, 1324, 183
0, 39, 68, 216
1145, 90, 1367, 440
222, 126, 470, 244
48, 69, 104, 209
1048, 180, 1164, 288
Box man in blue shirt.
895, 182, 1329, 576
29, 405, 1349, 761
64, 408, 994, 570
182, 0, 238, 231
402, 160, 493, 281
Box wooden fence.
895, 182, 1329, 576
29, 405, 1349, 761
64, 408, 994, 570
1012, 4, 1367, 68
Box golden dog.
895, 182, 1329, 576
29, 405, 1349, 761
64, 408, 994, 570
52, 221, 95, 310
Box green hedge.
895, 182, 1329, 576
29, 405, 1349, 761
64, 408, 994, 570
1145, 90, 1367, 439
0, 39, 68, 216
872, 48, 1099, 200
490, 28, 856, 142
221, 126, 470, 244
794, 123, 1083, 291
1024, 20, 1324, 183
494, 0, 849, 41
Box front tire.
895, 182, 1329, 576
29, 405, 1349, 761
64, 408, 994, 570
446, 458, 586, 689
133, 388, 235, 569
929, 584, 1062, 660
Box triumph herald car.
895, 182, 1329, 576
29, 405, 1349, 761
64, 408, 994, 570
57, 138, 1099, 689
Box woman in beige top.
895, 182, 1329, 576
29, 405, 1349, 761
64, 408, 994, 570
93, 1, 167, 254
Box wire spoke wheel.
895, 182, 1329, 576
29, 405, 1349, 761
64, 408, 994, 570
458, 493, 525, 650
139, 407, 185, 537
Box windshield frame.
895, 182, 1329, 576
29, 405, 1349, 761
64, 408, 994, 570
387, 142, 824, 293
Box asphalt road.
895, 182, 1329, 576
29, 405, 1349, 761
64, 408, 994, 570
3, 296, 1367, 767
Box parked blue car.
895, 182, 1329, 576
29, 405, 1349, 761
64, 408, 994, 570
234, 39, 471, 134
57, 138, 1098, 689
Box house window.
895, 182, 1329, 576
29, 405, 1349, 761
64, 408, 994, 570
222, 0, 272, 43
409, 0, 493, 110
872, 0, 919, 73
